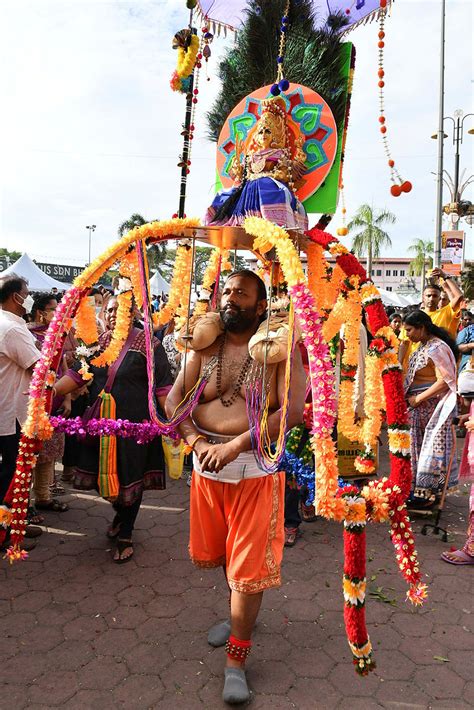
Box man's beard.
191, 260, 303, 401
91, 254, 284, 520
220, 304, 258, 333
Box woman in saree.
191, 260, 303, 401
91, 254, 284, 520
54, 294, 173, 563
403, 310, 459, 508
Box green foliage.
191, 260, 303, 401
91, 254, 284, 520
117, 212, 168, 273
407, 239, 434, 276
207, 0, 348, 141
0, 247, 22, 264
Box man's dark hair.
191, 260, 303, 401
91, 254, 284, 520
423, 282, 441, 294
225, 270, 267, 301
0, 274, 28, 304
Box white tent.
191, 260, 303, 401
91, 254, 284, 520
0, 253, 71, 292
378, 289, 412, 308
149, 269, 170, 296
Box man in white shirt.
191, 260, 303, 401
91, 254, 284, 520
0, 275, 40, 506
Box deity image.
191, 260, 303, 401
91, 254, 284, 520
204, 97, 308, 231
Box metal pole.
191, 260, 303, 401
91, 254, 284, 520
88, 228, 92, 265
453, 115, 461, 201
434, 0, 446, 268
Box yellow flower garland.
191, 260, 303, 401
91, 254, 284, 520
154, 243, 193, 327
91, 291, 133, 367
176, 35, 200, 79
338, 342, 385, 453
245, 217, 305, 287
73, 217, 200, 291
243, 217, 344, 524
202, 247, 232, 291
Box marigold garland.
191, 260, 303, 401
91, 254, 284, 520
2, 217, 201, 558
91, 291, 133, 368
202, 247, 231, 291
176, 34, 199, 80
74, 294, 100, 346
4, 211, 426, 678
306, 242, 325, 310
74, 217, 200, 290
120, 248, 144, 310
301, 224, 425, 672
154, 243, 193, 327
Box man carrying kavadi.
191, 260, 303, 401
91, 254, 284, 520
166, 269, 306, 704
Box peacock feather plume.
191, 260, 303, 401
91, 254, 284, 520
207, 0, 349, 141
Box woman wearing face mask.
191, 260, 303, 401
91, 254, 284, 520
403, 310, 459, 509
29, 294, 71, 514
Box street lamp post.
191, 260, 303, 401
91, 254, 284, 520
431, 109, 474, 233
85, 225, 96, 265
433, 0, 446, 268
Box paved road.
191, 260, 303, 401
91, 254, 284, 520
1, 446, 473, 709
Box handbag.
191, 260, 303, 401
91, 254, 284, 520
79, 328, 139, 442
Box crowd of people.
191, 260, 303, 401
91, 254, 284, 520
0, 264, 473, 704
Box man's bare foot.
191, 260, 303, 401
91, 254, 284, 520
113, 539, 134, 564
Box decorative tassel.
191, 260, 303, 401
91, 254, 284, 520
98, 392, 119, 499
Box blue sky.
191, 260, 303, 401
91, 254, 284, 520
1, 0, 473, 265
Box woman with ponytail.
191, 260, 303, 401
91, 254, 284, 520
403, 310, 459, 508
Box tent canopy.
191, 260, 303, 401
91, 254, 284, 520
149, 269, 170, 296
378, 289, 415, 308
196, 0, 387, 33
0, 253, 71, 292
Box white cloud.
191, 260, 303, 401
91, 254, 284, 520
0, 0, 472, 265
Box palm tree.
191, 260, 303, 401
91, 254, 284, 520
461, 261, 474, 301
347, 204, 395, 278
117, 213, 167, 273
407, 239, 434, 293
117, 212, 148, 238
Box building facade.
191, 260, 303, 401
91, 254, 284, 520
247, 254, 422, 293
346, 257, 421, 293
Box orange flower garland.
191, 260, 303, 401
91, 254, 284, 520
91, 291, 133, 367
306, 242, 325, 309
120, 248, 144, 310
75, 295, 100, 346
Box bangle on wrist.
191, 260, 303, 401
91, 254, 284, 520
189, 434, 206, 450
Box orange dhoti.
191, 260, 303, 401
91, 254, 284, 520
189, 464, 285, 594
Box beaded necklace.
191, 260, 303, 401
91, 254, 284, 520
216, 334, 252, 408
